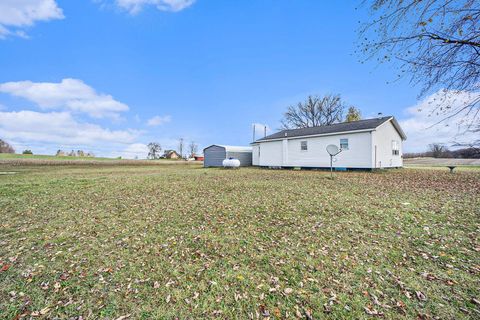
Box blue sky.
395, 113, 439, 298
0, 0, 470, 157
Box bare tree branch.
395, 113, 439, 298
281, 94, 346, 129
359, 0, 480, 132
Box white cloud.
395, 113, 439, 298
110, 143, 149, 159
0, 0, 64, 39
147, 115, 171, 126
0, 110, 140, 147
400, 90, 479, 152
0, 78, 129, 119
115, 0, 195, 14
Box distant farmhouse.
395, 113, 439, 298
251, 116, 406, 169
56, 150, 94, 157
162, 150, 181, 159
194, 154, 204, 161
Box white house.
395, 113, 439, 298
251, 116, 407, 169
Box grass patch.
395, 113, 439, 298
0, 165, 479, 319
0, 153, 115, 161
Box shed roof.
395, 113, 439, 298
204, 145, 253, 153
254, 116, 406, 142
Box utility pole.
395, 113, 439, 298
178, 138, 184, 158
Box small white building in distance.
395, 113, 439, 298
251, 116, 407, 170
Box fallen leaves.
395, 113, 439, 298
1, 165, 479, 319
59, 272, 69, 281
1, 264, 11, 272
31, 307, 51, 317
364, 305, 384, 316
415, 291, 427, 302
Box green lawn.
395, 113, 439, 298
1, 165, 479, 319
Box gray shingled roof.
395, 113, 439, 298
254, 116, 406, 142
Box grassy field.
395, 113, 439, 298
0, 153, 115, 161
404, 158, 480, 167
0, 154, 190, 167
1, 165, 479, 319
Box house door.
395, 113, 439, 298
374, 145, 377, 168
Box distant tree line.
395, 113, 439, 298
0, 139, 15, 154
404, 143, 480, 159
0, 139, 37, 155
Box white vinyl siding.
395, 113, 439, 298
253, 119, 404, 169
252, 144, 260, 166
371, 121, 403, 168
257, 140, 283, 167
285, 132, 372, 168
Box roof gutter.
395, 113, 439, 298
391, 118, 407, 140
251, 128, 375, 144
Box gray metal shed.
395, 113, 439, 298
203, 145, 253, 167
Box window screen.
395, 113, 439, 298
300, 141, 308, 151
392, 140, 399, 155
340, 138, 349, 150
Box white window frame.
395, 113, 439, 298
340, 138, 349, 150
300, 141, 308, 151
392, 140, 400, 155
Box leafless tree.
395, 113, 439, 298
428, 143, 449, 158
188, 141, 198, 157
147, 142, 162, 160
359, 0, 480, 132
281, 94, 346, 129
0, 139, 15, 153
345, 106, 362, 122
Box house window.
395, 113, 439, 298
340, 138, 349, 150
300, 141, 308, 151
392, 140, 400, 155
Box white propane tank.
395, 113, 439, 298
222, 158, 241, 168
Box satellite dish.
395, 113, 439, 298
326, 144, 342, 179
326, 144, 340, 156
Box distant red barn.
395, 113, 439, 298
194, 155, 204, 161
